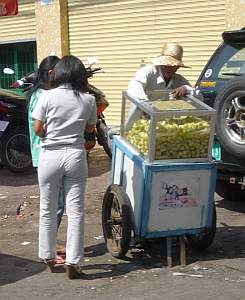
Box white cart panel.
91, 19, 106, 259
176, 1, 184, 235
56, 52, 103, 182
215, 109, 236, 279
113, 146, 123, 185
148, 169, 211, 232
112, 142, 144, 233
112, 136, 216, 238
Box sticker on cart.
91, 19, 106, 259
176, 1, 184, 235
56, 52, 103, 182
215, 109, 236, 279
159, 180, 199, 210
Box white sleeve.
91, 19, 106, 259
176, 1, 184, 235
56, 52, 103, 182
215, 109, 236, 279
32, 92, 47, 122
184, 84, 194, 94
127, 67, 149, 100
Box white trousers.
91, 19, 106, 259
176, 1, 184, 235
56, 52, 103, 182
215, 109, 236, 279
38, 146, 87, 265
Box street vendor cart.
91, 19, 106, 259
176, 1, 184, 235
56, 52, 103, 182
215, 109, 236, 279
102, 90, 217, 265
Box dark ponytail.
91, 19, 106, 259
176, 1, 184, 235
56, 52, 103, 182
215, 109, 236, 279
26, 55, 60, 107
51, 55, 88, 97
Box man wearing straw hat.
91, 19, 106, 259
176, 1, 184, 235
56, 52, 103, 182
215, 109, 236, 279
127, 42, 192, 99
126, 42, 193, 128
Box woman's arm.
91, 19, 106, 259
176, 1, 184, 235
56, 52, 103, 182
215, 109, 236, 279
85, 96, 97, 133
34, 119, 45, 137
85, 123, 96, 133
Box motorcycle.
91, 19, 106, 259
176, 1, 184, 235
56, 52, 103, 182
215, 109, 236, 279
0, 58, 112, 173
84, 58, 112, 158
0, 71, 34, 173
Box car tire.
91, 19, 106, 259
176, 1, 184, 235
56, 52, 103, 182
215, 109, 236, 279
216, 179, 245, 201
214, 78, 245, 160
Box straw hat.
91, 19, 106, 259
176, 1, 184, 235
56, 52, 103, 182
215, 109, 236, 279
152, 42, 190, 68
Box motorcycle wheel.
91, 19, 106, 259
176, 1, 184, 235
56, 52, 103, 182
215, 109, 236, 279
0, 129, 33, 173
97, 121, 112, 159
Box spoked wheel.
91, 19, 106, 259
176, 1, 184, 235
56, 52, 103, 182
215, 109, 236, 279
0, 129, 32, 173
102, 184, 132, 258
186, 204, 216, 251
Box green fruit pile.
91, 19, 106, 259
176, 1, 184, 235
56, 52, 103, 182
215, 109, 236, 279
150, 99, 196, 110
125, 116, 211, 160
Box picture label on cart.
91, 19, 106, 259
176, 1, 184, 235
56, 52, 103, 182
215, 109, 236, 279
158, 179, 199, 210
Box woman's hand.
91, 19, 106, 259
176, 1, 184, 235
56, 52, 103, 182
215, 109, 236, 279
85, 123, 96, 133
34, 119, 45, 137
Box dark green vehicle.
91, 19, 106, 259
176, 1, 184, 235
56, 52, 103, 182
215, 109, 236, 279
195, 27, 245, 201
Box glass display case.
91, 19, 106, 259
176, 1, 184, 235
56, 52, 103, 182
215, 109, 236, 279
121, 90, 216, 163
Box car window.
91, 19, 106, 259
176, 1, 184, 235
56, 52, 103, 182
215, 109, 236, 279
217, 44, 245, 79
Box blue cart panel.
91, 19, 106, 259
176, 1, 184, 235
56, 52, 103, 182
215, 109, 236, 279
112, 135, 217, 239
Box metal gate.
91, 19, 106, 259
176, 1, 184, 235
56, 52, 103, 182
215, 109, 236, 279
0, 41, 37, 89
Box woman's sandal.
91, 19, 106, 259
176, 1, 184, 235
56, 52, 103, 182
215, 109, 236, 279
56, 248, 66, 264
56, 250, 66, 256
64, 264, 84, 279
44, 258, 56, 272
55, 254, 65, 265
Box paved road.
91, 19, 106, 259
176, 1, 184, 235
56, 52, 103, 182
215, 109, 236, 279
1, 148, 245, 300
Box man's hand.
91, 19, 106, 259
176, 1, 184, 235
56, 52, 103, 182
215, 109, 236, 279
170, 85, 188, 98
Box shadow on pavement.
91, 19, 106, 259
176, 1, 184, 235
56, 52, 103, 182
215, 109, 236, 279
0, 147, 112, 185
85, 242, 107, 257
87, 147, 111, 178
88, 163, 111, 178
216, 198, 245, 213
0, 253, 46, 286
186, 225, 245, 265
82, 220, 245, 276
82, 260, 159, 281
0, 168, 37, 187
107, 225, 245, 269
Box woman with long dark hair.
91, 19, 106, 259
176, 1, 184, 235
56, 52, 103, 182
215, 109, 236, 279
28, 56, 66, 263
28, 55, 60, 167
32, 55, 97, 279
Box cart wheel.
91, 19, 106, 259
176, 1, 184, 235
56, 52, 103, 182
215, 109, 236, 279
102, 184, 132, 258
186, 204, 216, 251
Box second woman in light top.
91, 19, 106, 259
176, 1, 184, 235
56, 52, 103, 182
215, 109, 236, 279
32, 55, 97, 279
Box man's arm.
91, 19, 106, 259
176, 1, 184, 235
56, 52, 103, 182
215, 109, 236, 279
127, 66, 151, 100
127, 78, 148, 100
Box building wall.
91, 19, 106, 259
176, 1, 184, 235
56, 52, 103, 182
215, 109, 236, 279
226, 0, 245, 30
35, 0, 69, 61
1, 0, 244, 125
0, 0, 35, 43
0, 0, 69, 61
68, 0, 227, 125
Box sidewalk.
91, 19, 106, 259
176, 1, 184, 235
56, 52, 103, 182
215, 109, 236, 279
1, 148, 245, 300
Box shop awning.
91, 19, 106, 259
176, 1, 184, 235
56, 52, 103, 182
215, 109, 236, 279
0, 0, 18, 16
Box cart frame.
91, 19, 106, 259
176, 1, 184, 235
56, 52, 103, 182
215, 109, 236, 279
121, 91, 216, 163
102, 91, 217, 262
